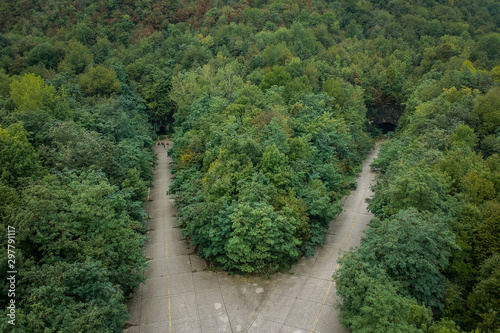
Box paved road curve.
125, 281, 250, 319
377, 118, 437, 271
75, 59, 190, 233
125, 142, 381, 333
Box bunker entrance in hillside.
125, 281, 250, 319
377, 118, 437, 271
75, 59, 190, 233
378, 122, 396, 134
157, 125, 167, 135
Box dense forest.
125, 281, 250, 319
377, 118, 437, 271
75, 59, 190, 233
335, 51, 500, 332
0, 0, 499, 331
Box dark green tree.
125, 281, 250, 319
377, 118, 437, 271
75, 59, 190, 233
360, 209, 458, 308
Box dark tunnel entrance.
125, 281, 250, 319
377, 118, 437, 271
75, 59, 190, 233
378, 122, 397, 134
156, 125, 167, 136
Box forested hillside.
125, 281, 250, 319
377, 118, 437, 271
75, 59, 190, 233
335, 62, 500, 331
0, 0, 499, 331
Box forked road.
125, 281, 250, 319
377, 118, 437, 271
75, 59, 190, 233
125, 142, 381, 333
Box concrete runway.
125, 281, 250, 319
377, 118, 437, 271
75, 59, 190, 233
125, 142, 381, 333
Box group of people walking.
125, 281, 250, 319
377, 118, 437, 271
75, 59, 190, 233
156, 137, 169, 149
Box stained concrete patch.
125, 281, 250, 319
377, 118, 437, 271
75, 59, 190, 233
171, 320, 202, 333
140, 296, 170, 324
168, 272, 195, 296
170, 293, 198, 325
279, 325, 308, 333
283, 299, 323, 330
190, 254, 207, 271
313, 304, 349, 333
298, 277, 333, 302
143, 257, 167, 279
256, 293, 296, 323
140, 276, 169, 299
193, 271, 219, 292
167, 255, 192, 274
248, 317, 283, 332
195, 290, 226, 320
316, 244, 343, 262
270, 274, 307, 298
200, 316, 232, 333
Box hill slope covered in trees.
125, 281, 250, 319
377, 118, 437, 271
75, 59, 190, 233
0, 0, 499, 331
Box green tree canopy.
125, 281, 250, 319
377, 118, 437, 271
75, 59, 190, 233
225, 201, 301, 274
58, 40, 93, 74
467, 253, 500, 332
79, 65, 121, 96
12, 171, 146, 291
0, 122, 43, 186
335, 250, 433, 333
11, 260, 129, 332
9, 73, 56, 113
359, 209, 458, 308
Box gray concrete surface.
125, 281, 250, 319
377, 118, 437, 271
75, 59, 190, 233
125, 142, 381, 333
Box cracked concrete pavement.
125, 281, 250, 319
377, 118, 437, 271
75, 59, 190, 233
125, 142, 381, 333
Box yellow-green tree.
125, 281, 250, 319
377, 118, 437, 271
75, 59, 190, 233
9, 73, 56, 112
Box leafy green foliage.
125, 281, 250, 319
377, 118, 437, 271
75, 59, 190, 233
472, 87, 500, 136
335, 250, 433, 333
369, 165, 450, 216
354, 52, 500, 332
78, 65, 121, 96
1, 0, 499, 330
0, 122, 44, 186
13, 172, 146, 289
0, 24, 154, 333
9, 73, 56, 112
15, 260, 128, 332
169, 70, 369, 273
225, 202, 301, 274
58, 40, 93, 74
362, 210, 457, 308
468, 254, 500, 332
259, 66, 291, 91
